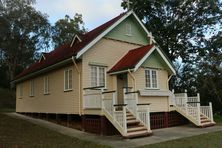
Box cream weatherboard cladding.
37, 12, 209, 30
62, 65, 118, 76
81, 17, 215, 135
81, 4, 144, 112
16, 64, 81, 114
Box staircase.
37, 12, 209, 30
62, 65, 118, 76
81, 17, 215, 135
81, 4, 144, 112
125, 110, 152, 138
83, 88, 152, 138
173, 92, 215, 127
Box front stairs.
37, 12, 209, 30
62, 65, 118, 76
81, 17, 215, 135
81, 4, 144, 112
173, 92, 215, 128
125, 110, 152, 138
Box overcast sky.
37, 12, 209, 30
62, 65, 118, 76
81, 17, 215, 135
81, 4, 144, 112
34, 0, 125, 30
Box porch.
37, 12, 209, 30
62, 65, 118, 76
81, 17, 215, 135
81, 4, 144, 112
83, 87, 215, 138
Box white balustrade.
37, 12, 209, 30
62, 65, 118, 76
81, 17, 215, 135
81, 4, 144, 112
124, 88, 138, 117
83, 89, 102, 109
137, 104, 151, 131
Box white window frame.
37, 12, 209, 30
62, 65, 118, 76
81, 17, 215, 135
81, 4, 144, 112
18, 84, 23, 99
125, 23, 132, 36
64, 69, 73, 91
29, 80, 34, 97
145, 69, 159, 89
44, 76, 50, 95
90, 65, 106, 88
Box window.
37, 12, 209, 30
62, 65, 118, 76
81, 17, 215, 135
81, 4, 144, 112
18, 84, 23, 98
44, 76, 49, 94
125, 23, 132, 36
30, 80, 34, 97
64, 69, 73, 91
91, 66, 106, 87
145, 69, 158, 89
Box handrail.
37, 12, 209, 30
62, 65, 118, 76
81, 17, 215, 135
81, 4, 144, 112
83, 86, 105, 90
187, 102, 200, 103
137, 103, 151, 106
102, 90, 116, 94
125, 91, 139, 94
113, 104, 127, 107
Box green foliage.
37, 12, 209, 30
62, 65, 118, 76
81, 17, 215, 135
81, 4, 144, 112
52, 13, 86, 48
0, 0, 51, 81
122, 0, 222, 112
0, 88, 15, 112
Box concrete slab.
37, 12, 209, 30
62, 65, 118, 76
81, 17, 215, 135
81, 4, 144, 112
6, 113, 222, 148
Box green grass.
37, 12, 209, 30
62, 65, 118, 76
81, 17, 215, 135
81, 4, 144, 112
0, 113, 109, 148
140, 115, 222, 148
214, 115, 222, 125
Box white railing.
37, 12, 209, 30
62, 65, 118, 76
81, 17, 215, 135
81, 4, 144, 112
200, 102, 214, 122
173, 90, 214, 125
137, 104, 151, 131
113, 105, 127, 135
83, 89, 102, 109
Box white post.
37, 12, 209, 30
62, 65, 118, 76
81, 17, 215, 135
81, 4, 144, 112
147, 105, 151, 132
123, 88, 126, 104
123, 106, 127, 135
185, 90, 188, 115
209, 102, 214, 122
83, 89, 85, 109
135, 91, 139, 119
101, 89, 104, 109
197, 93, 200, 102
197, 103, 201, 125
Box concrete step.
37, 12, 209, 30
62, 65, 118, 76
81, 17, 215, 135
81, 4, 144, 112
200, 122, 216, 128
125, 130, 152, 138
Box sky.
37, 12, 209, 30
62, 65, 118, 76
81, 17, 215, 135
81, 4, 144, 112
34, 0, 125, 31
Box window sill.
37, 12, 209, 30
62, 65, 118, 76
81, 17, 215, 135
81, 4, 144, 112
145, 88, 159, 90
64, 89, 73, 92
29, 95, 34, 97
18, 97, 22, 99
44, 93, 50, 95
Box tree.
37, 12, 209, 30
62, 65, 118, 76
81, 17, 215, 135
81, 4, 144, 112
0, 0, 51, 82
52, 13, 86, 48
122, 0, 222, 112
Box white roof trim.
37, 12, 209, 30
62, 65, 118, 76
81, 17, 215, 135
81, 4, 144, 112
76, 10, 150, 59
108, 69, 133, 75
134, 46, 176, 74
70, 34, 82, 47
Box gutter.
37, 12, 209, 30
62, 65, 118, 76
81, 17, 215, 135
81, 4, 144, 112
72, 56, 81, 115
12, 58, 73, 84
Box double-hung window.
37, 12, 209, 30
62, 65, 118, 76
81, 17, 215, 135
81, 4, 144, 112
91, 66, 106, 87
125, 23, 132, 36
30, 80, 34, 97
145, 69, 158, 89
44, 76, 50, 94
64, 69, 73, 91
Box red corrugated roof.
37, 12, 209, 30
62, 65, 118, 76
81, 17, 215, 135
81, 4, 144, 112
108, 44, 154, 73
15, 12, 126, 80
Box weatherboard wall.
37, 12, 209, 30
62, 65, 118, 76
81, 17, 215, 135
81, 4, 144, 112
16, 63, 81, 114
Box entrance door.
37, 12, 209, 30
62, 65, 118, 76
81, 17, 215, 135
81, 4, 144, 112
117, 73, 128, 104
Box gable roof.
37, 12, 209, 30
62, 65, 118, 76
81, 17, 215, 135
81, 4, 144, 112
108, 45, 176, 74
14, 12, 127, 81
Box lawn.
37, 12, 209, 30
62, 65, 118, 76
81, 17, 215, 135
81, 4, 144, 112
0, 113, 109, 148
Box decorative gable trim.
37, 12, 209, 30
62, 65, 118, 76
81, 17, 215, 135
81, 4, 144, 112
134, 46, 176, 74
76, 10, 153, 59
39, 53, 46, 63
70, 34, 82, 47
76, 11, 133, 59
